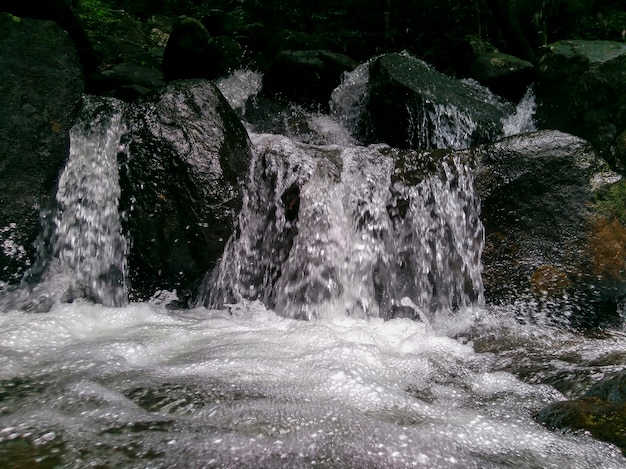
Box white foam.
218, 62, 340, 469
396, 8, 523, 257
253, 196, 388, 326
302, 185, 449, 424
0, 301, 623, 468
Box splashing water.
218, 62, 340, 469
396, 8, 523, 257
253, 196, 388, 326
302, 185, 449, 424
502, 87, 537, 136
200, 134, 484, 321
49, 97, 128, 306
4, 96, 129, 311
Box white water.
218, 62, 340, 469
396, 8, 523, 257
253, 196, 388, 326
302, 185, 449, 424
0, 302, 624, 468
0, 70, 622, 467
502, 88, 537, 136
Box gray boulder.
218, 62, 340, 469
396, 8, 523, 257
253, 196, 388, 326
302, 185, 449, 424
535, 40, 626, 172
468, 52, 534, 102
262, 50, 358, 110
162, 16, 235, 82
121, 79, 252, 304
0, 13, 83, 287
474, 130, 625, 326
359, 53, 513, 150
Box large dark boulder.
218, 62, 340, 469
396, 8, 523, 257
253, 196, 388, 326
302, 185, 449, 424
474, 130, 625, 327
0, 13, 84, 286
534, 40, 626, 173
262, 50, 358, 110
257, 30, 328, 71
358, 53, 514, 150
121, 79, 252, 304
468, 52, 534, 102
3, 0, 100, 74
456, 36, 533, 102
162, 16, 235, 82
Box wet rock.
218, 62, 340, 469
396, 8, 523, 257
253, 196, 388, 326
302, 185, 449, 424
475, 130, 625, 326
536, 371, 626, 454
162, 16, 233, 82
89, 62, 165, 102
359, 53, 513, 150
121, 79, 252, 304
0, 13, 83, 286
468, 52, 534, 102
262, 50, 358, 110
534, 40, 626, 173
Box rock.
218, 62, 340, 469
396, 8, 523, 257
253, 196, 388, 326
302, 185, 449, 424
262, 50, 358, 110
475, 130, 625, 326
358, 53, 514, 150
89, 62, 165, 102
3, 0, 100, 74
162, 16, 229, 82
534, 40, 626, 172
468, 52, 534, 102
0, 13, 84, 286
257, 30, 328, 70
455, 35, 500, 73
121, 79, 252, 303
536, 370, 626, 454
535, 397, 626, 454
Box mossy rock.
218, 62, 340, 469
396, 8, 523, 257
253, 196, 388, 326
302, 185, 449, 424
537, 371, 626, 454
536, 397, 626, 453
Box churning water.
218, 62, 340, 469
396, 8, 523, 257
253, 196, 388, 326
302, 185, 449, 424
0, 70, 624, 468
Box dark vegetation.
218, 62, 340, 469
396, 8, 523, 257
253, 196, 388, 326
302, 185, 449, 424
71, 0, 626, 73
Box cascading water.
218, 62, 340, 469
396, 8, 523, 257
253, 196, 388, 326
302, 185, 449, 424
502, 87, 538, 136
0, 96, 128, 311
1, 69, 625, 469
200, 138, 483, 321
47, 96, 128, 306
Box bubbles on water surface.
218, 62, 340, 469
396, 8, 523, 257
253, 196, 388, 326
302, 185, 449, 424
0, 302, 625, 468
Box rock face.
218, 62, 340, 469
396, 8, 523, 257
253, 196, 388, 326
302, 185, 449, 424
0, 13, 84, 286
474, 130, 625, 327
162, 16, 234, 82
121, 79, 252, 303
262, 50, 358, 110
536, 371, 626, 455
468, 52, 533, 102
358, 53, 513, 150
534, 40, 626, 173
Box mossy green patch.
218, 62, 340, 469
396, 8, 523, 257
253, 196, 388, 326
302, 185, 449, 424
595, 179, 626, 224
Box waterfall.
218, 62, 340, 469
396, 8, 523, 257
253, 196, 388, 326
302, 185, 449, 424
10, 96, 129, 310
502, 87, 537, 136
1, 70, 625, 469
200, 135, 484, 321
49, 97, 128, 306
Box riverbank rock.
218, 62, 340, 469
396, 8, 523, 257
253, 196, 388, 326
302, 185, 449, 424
262, 50, 358, 110
0, 13, 84, 286
121, 79, 252, 304
467, 52, 533, 102
358, 53, 513, 150
534, 40, 626, 173
475, 130, 625, 327
536, 371, 626, 454
162, 16, 236, 82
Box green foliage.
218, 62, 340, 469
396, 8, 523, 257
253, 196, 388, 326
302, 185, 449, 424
75, 0, 120, 33
595, 179, 626, 224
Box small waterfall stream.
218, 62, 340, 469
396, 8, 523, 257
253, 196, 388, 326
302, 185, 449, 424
48, 96, 128, 306
200, 137, 483, 321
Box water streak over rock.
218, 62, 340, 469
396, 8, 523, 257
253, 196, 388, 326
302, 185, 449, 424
199, 135, 484, 321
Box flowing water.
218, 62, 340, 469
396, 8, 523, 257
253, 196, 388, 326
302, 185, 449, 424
0, 70, 624, 468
